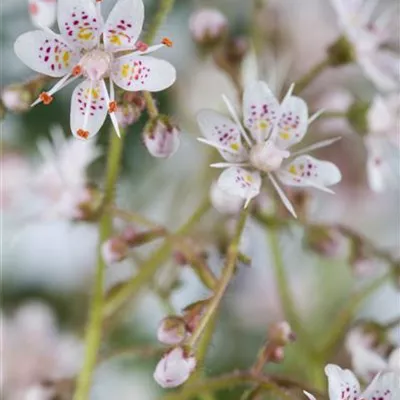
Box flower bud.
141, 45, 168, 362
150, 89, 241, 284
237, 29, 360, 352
182, 299, 210, 333
268, 321, 296, 346
115, 103, 142, 128
189, 8, 228, 47
29, 0, 57, 29
101, 237, 129, 265
270, 346, 285, 363
210, 181, 244, 214
1, 84, 32, 112
347, 100, 371, 135
143, 116, 180, 158
157, 316, 188, 345
327, 36, 355, 66
153, 347, 196, 388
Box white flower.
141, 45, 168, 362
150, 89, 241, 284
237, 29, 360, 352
304, 364, 400, 400
189, 8, 228, 45
29, 0, 57, 29
330, 0, 400, 91
14, 0, 176, 140
157, 317, 187, 345
365, 94, 400, 192
197, 80, 342, 218
32, 125, 100, 219
153, 347, 196, 388
210, 181, 244, 214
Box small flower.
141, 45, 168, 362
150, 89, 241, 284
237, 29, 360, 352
364, 94, 400, 192
101, 237, 129, 265
15, 0, 176, 139
189, 8, 228, 46
1, 84, 32, 112
210, 180, 244, 214
197, 80, 342, 217
143, 116, 180, 158
153, 347, 196, 388
157, 317, 188, 345
330, 0, 400, 91
29, 0, 57, 29
304, 364, 400, 400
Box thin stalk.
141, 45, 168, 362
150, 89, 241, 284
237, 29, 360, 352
74, 131, 125, 400
294, 58, 330, 94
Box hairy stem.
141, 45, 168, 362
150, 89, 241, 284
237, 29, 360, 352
74, 131, 125, 400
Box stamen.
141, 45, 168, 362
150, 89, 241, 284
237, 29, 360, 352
77, 129, 89, 139
72, 65, 82, 76
136, 41, 149, 52
39, 92, 53, 105
108, 101, 118, 113
162, 37, 173, 47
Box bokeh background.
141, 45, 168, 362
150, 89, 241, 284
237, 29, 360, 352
1, 0, 399, 399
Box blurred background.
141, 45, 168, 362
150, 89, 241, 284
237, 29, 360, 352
1, 0, 399, 399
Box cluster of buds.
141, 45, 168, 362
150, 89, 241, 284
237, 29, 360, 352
142, 115, 181, 158
115, 92, 147, 128
101, 225, 166, 265
153, 299, 210, 388
264, 321, 296, 363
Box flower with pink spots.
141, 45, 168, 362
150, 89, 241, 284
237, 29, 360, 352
197, 80, 342, 217
15, 0, 176, 140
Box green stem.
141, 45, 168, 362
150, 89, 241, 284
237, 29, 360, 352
294, 58, 330, 94
74, 131, 125, 400
143, 91, 159, 118
187, 208, 249, 347
104, 199, 210, 318
320, 110, 347, 119
161, 371, 293, 400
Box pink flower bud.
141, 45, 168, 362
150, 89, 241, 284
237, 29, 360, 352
115, 103, 142, 128
268, 321, 296, 346
154, 347, 196, 388
101, 237, 128, 265
157, 317, 187, 345
143, 117, 180, 158
189, 8, 228, 46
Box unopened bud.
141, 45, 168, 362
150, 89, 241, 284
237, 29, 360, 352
153, 347, 196, 388
327, 36, 355, 66
28, 0, 57, 29
268, 321, 296, 346
173, 251, 188, 266
189, 8, 228, 47
270, 346, 285, 363
115, 103, 142, 128
121, 226, 137, 243
182, 299, 210, 333
210, 181, 244, 214
143, 116, 180, 158
1, 84, 32, 112
347, 100, 371, 135
101, 237, 129, 264
157, 316, 188, 345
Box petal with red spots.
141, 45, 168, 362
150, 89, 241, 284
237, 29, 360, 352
361, 371, 400, 400
14, 30, 78, 77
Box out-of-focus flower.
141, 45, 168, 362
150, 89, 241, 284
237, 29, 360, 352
189, 8, 228, 47
101, 236, 129, 265
157, 316, 188, 345
28, 0, 57, 29
210, 180, 244, 214
1, 84, 32, 112
143, 116, 181, 158
14, 0, 176, 139
305, 226, 346, 258
304, 364, 400, 400
364, 94, 400, 192
32, 126, 100, 219
330, 0, 400, 91
197, 80, 342, 217
1, 302, 82, 400
153, 347, 196, 388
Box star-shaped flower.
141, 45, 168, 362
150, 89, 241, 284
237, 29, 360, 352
197, 80, 342, 217
330, 0, 400, 91
15, 0, 176, 139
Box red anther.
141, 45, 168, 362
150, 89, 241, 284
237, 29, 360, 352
39, 92, 53, 105
77, 129, 89, 139
72, 65, 82, 76
108, 101, 118, 113
162, 37, 173, 47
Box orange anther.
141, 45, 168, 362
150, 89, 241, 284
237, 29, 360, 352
77, 129, 89, 139
39, 92, 53, 105
162, 37, 173, 47
136, 41, 148, 52
72, 65, 82, 76
108, 101, 118, 113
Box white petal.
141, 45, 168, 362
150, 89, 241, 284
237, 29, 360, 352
365, 137, 391, 192
217, 167, 261, 202
14, 30, 78, 77
324, 364, 361, 400
57, 0, 102, 50
277, 155, 342, 189
362, 371, 400, 400
104, 0, 144, 53
29, 0, 57, 29
197, 109, 248, 162
243, 80, 280, 142
70, 79, 108, 140
350, 346, 388, 382
111, 55, 176, 92
367, 96, 393, 133
210, 181, 244, 214
388, 348, 400, 371
303, 391, 317, 400
274, 96, 309, 149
